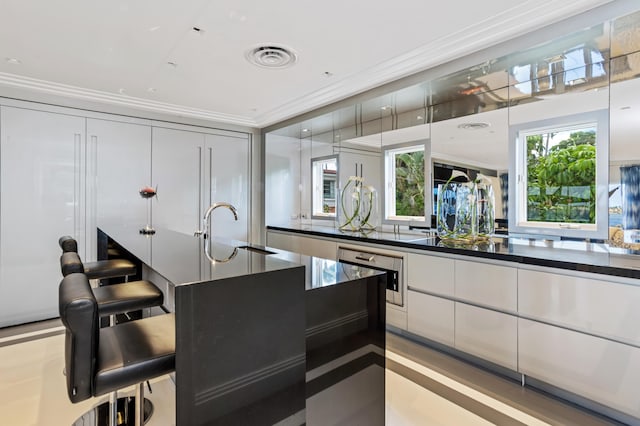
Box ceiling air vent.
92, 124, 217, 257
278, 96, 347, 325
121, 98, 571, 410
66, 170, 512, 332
245, 44, 297, 69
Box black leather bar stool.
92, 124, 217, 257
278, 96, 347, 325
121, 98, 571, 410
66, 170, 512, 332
59, 273, 175, 426
59, 236, 137, 281
60, 251, 163, 320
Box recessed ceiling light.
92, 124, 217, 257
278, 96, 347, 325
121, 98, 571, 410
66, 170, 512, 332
118, 88, 125, 94
148, 26, 161, 32
147, 87, 157, 93
302, 128, 309, 133
380, 105, 392, 111
6, 58, 21, 65
416, 115, 423, 120
245, 44, 297, 69
457, 122, 490, 130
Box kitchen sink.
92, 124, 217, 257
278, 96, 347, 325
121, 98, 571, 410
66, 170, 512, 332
405, 237, 437, 244
236, 245, 277, 255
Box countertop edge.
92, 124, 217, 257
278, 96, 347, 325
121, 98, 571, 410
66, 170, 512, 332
267, 226, 640, 281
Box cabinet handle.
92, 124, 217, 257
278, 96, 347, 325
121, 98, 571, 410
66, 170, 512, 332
89, 135, 98, 255
208, 147, 213, 206
74, 133, 81, 242
198, 146, 202, 227
355, 254, 374, 262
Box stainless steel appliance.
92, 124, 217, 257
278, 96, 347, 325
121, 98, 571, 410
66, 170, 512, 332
337, 247, 404, 306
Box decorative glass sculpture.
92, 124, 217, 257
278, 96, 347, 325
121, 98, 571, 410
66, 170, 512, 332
476, 182, 495, 238
437, 182, 477, 241
437, 179, 495, 242
338, 176, 378, 231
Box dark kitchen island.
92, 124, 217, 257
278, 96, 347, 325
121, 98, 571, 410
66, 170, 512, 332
97, 224, 386, 425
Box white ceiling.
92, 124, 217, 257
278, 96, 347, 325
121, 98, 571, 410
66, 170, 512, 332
0, 0, 614, 128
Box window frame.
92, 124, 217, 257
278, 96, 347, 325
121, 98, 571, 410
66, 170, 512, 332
310, 154, 339, 220
381, 140, 431, 226
508, 109, 609, 240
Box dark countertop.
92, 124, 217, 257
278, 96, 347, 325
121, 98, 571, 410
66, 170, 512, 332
267, 224, 640, 281
98, 223, 384, 289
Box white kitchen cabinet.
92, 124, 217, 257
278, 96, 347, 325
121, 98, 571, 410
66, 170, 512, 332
455, 259, 517, 312
455, 303, 517, 370
152, 126, 250, 241
90, 118, 151, 232
518, 268, 640, 346
0, 106, 88, 327
519, 318, 640, 419
407, 291, 454, 346
407, 253, 454, 296
266, 231, 337, 259
151, 127, 204, 235
205, 132, 250, 242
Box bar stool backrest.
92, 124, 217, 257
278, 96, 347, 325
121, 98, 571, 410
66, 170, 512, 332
58, 273, 99, 403
59, 235, 78, 253
60, 252, 85, 277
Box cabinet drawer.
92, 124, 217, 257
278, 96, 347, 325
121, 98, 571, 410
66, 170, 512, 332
519, 318, 640, 419
407, 291, 454, 346
407, 253, 454, 296
455, 260, 517, 312
455, 303, 517, 370
518, 269, 640, 345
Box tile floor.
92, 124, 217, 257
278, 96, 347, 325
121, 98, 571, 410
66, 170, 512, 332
0, 322, 622, 425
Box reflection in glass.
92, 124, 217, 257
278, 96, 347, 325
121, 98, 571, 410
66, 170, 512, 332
311, 156, 338, 218
384, 144, 425, 220
524, 123, 596, 224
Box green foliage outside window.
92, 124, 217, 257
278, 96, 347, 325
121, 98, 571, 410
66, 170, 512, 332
526, 130, 596, 223
395, 150, 425, 216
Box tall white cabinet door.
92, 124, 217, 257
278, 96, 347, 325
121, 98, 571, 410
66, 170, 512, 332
152, 127, 206, 235
205, 133, 250, 242
0, 106, 85, 327
90, 119, 151, 235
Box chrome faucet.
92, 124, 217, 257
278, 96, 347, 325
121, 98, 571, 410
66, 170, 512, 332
195, 202, 238, 239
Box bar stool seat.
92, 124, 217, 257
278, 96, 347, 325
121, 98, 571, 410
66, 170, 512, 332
60, 252, 163, 318
58, 235, 137, 281
84, 258, 137, 281
59, 273, 175, 426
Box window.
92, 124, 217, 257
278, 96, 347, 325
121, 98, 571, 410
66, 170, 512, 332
311, 156, 338, 218
383, 143, 429, 223
509, 110, 608, 239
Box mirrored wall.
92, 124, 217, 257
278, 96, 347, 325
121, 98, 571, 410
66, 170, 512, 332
265, 6, 640, 243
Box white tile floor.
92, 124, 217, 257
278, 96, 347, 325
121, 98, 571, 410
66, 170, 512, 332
0, 330, 617, 425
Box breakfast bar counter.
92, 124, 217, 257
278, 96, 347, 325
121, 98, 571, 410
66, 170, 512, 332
98, 223, 386, 425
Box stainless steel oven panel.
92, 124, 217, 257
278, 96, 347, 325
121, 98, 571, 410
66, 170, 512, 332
337, 247, 404, 307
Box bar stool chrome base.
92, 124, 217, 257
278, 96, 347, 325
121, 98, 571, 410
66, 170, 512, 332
71, 397, 153, 426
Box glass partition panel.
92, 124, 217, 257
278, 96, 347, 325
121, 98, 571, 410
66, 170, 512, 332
610, 50, 640, 246
611, 10, 640, 58
430, 105, 507, 226
265, 125, 303, 226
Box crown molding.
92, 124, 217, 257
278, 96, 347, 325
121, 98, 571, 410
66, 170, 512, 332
254, 0, 615, 127
0, 72, 258, 127
0, 0, 616, 130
